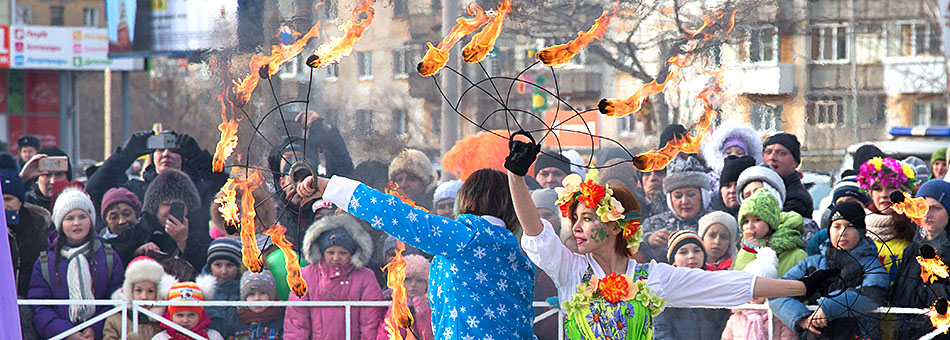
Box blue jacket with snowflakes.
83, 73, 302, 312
323, 176, 537, 340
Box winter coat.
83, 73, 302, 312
24, 189, 52, 213
102, 313, 163, 340
893, 231, 950, 340
153, 329, 224, 340
734, 248, 807, 278
642, 209, 706, 262
208, 279, 241, 336
10, 202, 50, 296
321, 177, 538, 339
720, 309, 797, 340
734, 211, 808, 276
781, 172, 813, 218
111, 211, 210, 271
375, 296, 433, 340
225, 310, 284, 340
28, 240, 125, 339
654, 307, 729, 340
284, 214, 384, 340
710, 193, 739, 218
640, 193, 669, 219
769, 238, 889, 340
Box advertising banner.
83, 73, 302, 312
107, 0, 238, 57
8, 25, 143, 71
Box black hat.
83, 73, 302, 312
659, 124, 688, 149
534, 153, 572, 177
853, 144, 884, 171
763, 133, 801, 164
17, 135, 40, 150
720, 155, 756, 186
38, 146, 72, 181
829, 201, 867, 235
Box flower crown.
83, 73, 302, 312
555, 174, 644, 250
857, 157, 917, 192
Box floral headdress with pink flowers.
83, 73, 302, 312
555, 174, 644, 251
857, 157, 918, 194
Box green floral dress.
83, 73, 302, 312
563, 264, 666, 340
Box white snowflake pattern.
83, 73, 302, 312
474, 270, 488, 283
461, 335, 474, 340
507, 251, 517, 263
442, 327, 454, 339
466, 316, 480, 328
388, 197, 397, 205
497, 305, 508, 316
371, 216, 384, 228
497, 279, 508, 291
407, 211, 419, 222
484, 307, 496, 319
484, 227, 495, 237
449, 308, 458, 320
457, 242, 466, 251
442, 219, 449, 224
510, 262, 518, 271
485, 335, 495, 340
460, 306, 466, 313
414, 237, 421, 243
437, 285, 443, 298
350, 197, 361, 209
441, 251, 448, 256
432, 225, 443, 237
473, 247, 486, 259
370, 197, 377, 204
488, 290, 496, 296
491, 244, 501, 252
461, 281, 468, 287
391, 218, 399, 225
450, 264, 458, 274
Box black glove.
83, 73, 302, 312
504, 130, 541, 177
799, 267, 842, 298
175, 133, 204, 161
122, 131, 153, 158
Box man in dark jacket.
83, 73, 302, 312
19, 146, 72, 213
763, 133, 813, 217
111, 168, 211, 271
85, 130, 227, 229
0, 153, 51, 297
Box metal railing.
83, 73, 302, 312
16, 299, 934, 340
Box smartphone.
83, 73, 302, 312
169, 202, 185, 223
147, 133, 178, 150
38, 156, 69, 172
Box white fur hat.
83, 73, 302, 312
743, 247, 779, 279
113, 256, 177, 309
702, 123, 763, 173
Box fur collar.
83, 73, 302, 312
701, 123, 763, 173
303, 214, 373, 268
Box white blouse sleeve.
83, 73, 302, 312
520, 219, 586, 288
647, 261, 756, 308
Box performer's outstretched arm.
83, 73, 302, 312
508, 172, 544, 237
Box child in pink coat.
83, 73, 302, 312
721, 247, 796, 340
284, 214, 384, 339
376, 254, 433, 340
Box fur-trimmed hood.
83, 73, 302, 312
702, 123, 763, 173
303, 214, 374, 268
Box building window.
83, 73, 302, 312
279, 56, 299, 79
393, 109, 408, 135
50, 6, 64, 26
810, 25, 849, 62
741, 26, 779, 63
806, 96, 845, 125
914, 100, 948, 126
620, 115, 637, 134
751, 104, 783, 131
857, 95, 887, 125
326, 63, 340, 80
394, 0, 409, 16
393, 50, 410, 78
356, 109, 374, 132
82, 7, 99, 27
358, 51, 373, 79
15, 6, 33, 25
886, 22, 942, 57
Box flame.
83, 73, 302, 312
417, 3, 490, 76
536, 0, 618, 67
232, 20, 322, 105
725, 9, 738, 35
263, 224, 308, 297
383, 241, 414, 340
461, 0, 511, 63
629, 76, 720, 171
932, 298, 950, 333
892, 192, 930, 225
214, 178, 241, 228
212, 81, 239, 173
231, 171, 265, 273
599, 55, 689, 117
306, 0, 376, 68
385, 182, 428, 213
918, 255, 950, 284
683, 10, 726, 39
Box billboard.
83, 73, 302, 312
6, 25, 142, 71
107, 0, 238, 57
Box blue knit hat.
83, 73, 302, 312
831, 175, 870, 206
433, 180, 463, 206
317, 227, 358, 255
917, 179, 950, 214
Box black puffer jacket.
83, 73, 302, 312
893, 231, 950, 340
782, 172, 814, 218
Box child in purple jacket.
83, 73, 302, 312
28, 187, 124, 339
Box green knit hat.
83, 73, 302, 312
737, 189, 781, 230
932, 148, 947, 165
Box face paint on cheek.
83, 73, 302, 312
589, 224, 609, 243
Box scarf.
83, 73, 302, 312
705, 257, 733, 271
60, 242, 95, 324
159, 309, 211, 340
237, 306, 285, 324
865, 213, 898, 242
738, 309, 769, 340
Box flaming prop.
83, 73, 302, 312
383, 241, 415, 340
385, 182, 428, 213
214, 178, 241, 228
629, 78, 720, 172
932, 298, 950, 334
918, 245, 949, 284
890, 191, 929, 225
461, 0, 511, 63
536, 0, 618, 67
212, 79, 239, 173
232, 19, 322, 106
598, 55, 689, 117
263, 224, 308, 297
306, 0, 376, 68
220, 171, 266, 273
418, 3, 490, 76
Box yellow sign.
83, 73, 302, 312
152, 0, 166, 11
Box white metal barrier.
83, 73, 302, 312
16, 299, 934, 340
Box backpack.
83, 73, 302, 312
37, 239, 114, 287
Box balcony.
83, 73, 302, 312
723, 62, 795, 95
882, 56, 947, 94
